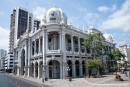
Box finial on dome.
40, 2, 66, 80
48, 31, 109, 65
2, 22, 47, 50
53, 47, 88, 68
54, 4, 57, 7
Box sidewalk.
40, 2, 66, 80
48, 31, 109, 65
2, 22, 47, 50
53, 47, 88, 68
9, 72, 130, 87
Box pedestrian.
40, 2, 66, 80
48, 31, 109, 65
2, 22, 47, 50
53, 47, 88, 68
32, 73, 34, 78
124, 71, 128, 77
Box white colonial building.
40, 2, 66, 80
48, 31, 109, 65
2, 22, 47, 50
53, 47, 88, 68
13, 5, 116, 79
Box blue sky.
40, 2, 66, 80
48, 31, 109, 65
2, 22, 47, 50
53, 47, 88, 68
0, 0, 130, 51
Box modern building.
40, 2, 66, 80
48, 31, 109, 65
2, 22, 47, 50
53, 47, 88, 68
12, 5, 116, 79
4, 53, 14, 71
0, 49, 7, 70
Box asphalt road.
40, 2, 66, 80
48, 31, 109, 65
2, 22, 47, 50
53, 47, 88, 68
0, 73, 50, 87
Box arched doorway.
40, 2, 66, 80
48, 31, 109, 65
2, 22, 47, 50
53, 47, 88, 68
67, 60, 72, 77
21, 49, 25, 75
31, 63, 34, 77
35, 62, 38, 78
48, 60, 60, 79
82, 61, 86, 75
39, 61, 43, 78
75, 60, 79, 76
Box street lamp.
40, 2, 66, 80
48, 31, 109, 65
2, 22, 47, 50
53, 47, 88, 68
67, 67, 70, 77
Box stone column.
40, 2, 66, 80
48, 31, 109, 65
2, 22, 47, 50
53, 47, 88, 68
24, 41, 28, 76
38, 64, 40, 78
34, 65, 36, 78
42, 33, 46, 80
78, 37, 81, 54
59, 31, 62, 51
17, 48, 20, 76
27, 39, 31, 77
53, 35, 57, 50
46, 33, 48, 51
61, 31, 67, 79
79, 61, 83, 76
71, 35, 74, 54
72, 63, 76, 77
60, 64, 63, 79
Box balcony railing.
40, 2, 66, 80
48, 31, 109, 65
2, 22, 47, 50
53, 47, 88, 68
81, 52, 85, 55
47, 49, 61, 53
66, 50, 72, 54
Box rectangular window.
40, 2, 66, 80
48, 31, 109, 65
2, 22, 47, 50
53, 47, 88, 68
68, 39, 71, 43
49, 38, 51, 42
68, 47, 71, 51
50, 18, 56, 21
75, 48, 78, 52
75, 41, 78, 44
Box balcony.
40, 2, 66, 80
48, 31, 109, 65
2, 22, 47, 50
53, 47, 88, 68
74, 51, 79, 55
47, 49, 61, 54
81, 52, 85, 55
66, 50, 72, 54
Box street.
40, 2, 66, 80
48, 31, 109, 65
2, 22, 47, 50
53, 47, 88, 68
0, 73, 50, 87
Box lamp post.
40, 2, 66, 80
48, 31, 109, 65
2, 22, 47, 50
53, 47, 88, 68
67, 67, 70, 77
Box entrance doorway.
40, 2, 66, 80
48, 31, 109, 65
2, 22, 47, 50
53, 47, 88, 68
48, 60, 60, 79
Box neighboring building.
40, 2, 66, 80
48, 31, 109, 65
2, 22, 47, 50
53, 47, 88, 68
118, 44, 130, 66
4, 53, 14, 71
9, 7, 34, 53
13, 5, 116, 79
0, 49, 7, 70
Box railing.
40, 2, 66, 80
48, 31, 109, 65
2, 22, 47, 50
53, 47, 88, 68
74, 51, 79, 55
47, 49, 61, 53
81, 52, 85, 55
66, 50, 72, 54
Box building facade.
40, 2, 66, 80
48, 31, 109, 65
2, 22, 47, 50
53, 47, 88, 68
4, 53, 14, 71
0, 49, 7, 70
13, 5, 116, 79
118, 44, 130, 68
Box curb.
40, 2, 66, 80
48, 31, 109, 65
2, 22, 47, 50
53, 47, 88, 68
9, 74, 51, 87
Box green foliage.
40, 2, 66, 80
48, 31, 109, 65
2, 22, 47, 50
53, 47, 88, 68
85, 60, 102, 70
110, 65, 118, 72
82, 33, 106, 58
110, 48, 126, 61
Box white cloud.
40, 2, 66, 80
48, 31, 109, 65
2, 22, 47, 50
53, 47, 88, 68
33, 6, 46, 24
101, 0, 130, 32
97, 6, 110, 13
111, 5, 116, 11
0, 11, 3, 15
0, 26, 9, 51
68, 16, 79, 25
84, 12, 101, 27
97, 5, 117, 13
77, 7, 87, 12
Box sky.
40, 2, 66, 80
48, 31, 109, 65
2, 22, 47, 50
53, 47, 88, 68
0, 0, 130, 51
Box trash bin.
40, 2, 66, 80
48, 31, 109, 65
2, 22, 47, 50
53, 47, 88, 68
45, 78, 48, 81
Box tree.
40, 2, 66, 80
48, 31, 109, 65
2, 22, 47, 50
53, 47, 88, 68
85, 60, 102, 76
110, 48, 126, 76
82, 33, 106, 59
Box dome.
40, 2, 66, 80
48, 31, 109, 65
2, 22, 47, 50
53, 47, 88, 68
43, 5, 67, 24
103, 32, 114, 43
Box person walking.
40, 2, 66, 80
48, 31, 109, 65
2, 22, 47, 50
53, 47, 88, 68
124, 71, 128, 77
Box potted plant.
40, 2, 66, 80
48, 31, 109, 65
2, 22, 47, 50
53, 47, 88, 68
66, 76, 72, 81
